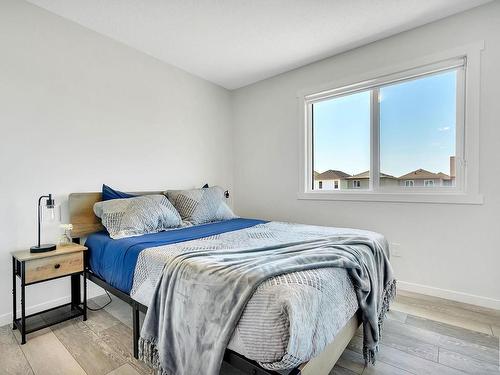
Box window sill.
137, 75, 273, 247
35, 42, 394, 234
297, 191, 484, 205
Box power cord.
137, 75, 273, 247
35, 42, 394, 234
87, 290, 113, 311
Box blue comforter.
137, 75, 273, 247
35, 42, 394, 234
85, 218, 266, 293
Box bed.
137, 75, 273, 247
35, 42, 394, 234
69, 191, 393, 375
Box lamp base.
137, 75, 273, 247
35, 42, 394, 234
30, 244, 57, 253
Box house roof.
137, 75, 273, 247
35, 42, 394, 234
437, 172, 452, 180
345, 171, 397, 180
315, 168, 453, 181
399, 168, 446, 180
315, 170, 351, 180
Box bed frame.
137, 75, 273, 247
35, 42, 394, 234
69, 191, 360, 375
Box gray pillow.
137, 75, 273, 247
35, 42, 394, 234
94, 195, 182, 239
165, 186, 236, 225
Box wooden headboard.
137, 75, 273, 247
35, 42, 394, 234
68, 191, 162, 238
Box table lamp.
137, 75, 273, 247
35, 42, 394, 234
30, 194, 58, 253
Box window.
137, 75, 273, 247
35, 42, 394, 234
334, 180, 339, 189
312, 91, 370, 190
310, 63, 460, 192
300, 47, 484, 204
318, 181, 323, 189
380, 71, 457, 190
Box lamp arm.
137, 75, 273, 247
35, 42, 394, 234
37, 195, 50, 207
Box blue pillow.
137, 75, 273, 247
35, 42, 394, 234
102, 184, 135, 201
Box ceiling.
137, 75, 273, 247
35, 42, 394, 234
26, 0, 492, 90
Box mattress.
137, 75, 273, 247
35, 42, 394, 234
86, 219, 360, 370
131, 221, 361, 370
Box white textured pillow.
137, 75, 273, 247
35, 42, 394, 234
94, 195, 182, 239
165, 186, 236, 225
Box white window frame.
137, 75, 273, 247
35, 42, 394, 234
352, 180, 361, 189
334, 180, 339, 190
405, 180, 415, 187
424, 180, 435, 187
298, 42, 483, 204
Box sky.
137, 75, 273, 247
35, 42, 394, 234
313, 70, 457, 177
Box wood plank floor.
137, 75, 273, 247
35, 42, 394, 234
0, 291, 498, 375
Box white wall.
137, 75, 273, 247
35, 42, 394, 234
1, 1, 499, 325
232, 2, 500, 308
0, 0, 232, 322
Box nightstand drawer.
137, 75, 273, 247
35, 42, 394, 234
25, 252, 83, 284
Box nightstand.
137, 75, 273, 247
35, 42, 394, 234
11, 243, 87, 344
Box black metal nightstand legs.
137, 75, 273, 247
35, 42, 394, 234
20, 261, 26, 345
12, 256, 16, 330
83, 271, 87, 321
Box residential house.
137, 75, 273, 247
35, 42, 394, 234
314, 170, 350, 190
398, 169, 454, 187
343, 171, 400, 189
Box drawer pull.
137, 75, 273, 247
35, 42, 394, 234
54, 264, 61, 269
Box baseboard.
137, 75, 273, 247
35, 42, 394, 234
397, 280, 500, 311
0, 288, 106, 327
2, 280, 497, 326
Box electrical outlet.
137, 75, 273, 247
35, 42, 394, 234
390, 242, 402, 257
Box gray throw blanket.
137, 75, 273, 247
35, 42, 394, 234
139, 234, 396, 375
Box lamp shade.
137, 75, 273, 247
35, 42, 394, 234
30, 194, 59, 253
41, 200, 59, 222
